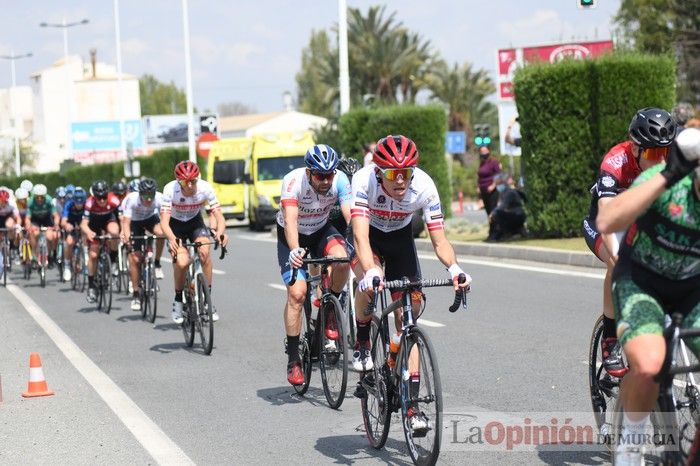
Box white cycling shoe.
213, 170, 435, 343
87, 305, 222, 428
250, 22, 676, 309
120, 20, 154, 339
172, 301, 184, 324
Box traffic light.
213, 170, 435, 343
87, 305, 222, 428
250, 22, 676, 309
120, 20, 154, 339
577, 0, 596, 8
474, 124, 491, 147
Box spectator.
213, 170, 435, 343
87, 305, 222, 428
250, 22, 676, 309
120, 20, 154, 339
505, 117, 521, 147
363, 142, 377, 167
486, 173, 527, 242
477, 146, 502, 216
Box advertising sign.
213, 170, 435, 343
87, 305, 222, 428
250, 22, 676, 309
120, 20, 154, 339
143, 114, 219, 149
71, 120, 146, 165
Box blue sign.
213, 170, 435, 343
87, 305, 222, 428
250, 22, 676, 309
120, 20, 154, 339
445, 131, 466, 153
71, 120, 145, 151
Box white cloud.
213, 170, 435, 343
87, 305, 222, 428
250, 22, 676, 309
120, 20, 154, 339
190, 36, 264, 66
498, 9, 576, 45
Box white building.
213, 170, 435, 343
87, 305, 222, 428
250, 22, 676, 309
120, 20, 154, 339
0, 86, 33, 140
30, 52, 140, 172
219, 111, 327, 139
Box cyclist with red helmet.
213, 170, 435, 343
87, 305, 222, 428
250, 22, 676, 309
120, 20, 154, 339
160, 160, 228, 324
351, 135, 471, 432
583, 107, 676, 376
0, 188, 21, 232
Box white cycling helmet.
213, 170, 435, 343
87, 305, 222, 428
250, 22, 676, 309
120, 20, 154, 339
14, 187, 28, 200
32, 184, 48, 196
20, 179, 33, 192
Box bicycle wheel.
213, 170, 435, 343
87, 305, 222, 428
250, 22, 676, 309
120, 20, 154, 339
196, 273, 214, 355
361, 316, 392, 449
399, 326, 442, 466
2, 241, 8, 287
589, 314, 620, 447
293, 299, 313, 396
673, 340, 700, 460
182, 277, 195, 347
96, 258, 105, 311
122, 246, 130, 296
319, 295, 348, 409
57, 239, 64, 282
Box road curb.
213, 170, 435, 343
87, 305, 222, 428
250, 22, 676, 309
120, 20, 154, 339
415, 239, 604, 269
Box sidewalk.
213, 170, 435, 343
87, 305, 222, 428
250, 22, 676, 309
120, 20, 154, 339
0, 284, 152, 465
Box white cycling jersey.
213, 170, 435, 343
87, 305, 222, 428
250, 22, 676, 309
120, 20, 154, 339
276, 168, 352, 235
161, 180, 219, 222
351, 165, 445, 233
122, 191, 163, 221
0, 198, 19, 217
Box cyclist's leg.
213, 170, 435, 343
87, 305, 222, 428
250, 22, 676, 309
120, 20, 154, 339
28, 223, 39, 258
152, 222, 165, 263
64, 227, 75, 262
315, 224, 349, 294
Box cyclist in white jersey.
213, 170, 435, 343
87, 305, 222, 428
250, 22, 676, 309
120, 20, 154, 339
277, 144, 351, 386
351, 135, 471, 395
120, 178, 165, 310
160, 161, 228, 323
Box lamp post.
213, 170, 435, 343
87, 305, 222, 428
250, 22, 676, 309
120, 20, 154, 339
338, 0, 350, 114
40, 17, 89, 162
114, 0, 126, 162
181, 0, 196, 163
0, 51, 32, 176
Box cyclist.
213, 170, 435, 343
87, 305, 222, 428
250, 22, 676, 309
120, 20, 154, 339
13, 187, 29, 244
25, 184, 59, 267
112, 181, 128, 204
0, 188, 21, 277
120, 178, 165, 310
19, 179, 33, 194
160, 161, 228, 324
65, 184, 76, 200
53, 186, 67, 214
596, 128, 700, 463
81, 180, 121, 303
351, 135, 471, 434
60, 187, 88, 282
583, 107, 676, 376
128, 179, 140, 193
276, 144, 351, 386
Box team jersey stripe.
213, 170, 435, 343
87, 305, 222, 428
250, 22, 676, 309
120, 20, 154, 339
281, 199, 298, 207
426, 221, 444, 231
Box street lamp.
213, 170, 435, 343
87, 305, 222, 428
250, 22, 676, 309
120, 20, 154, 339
338, 0, 350, 114
40, 17, 89, 162
181, 0, 196, 163
0, 51, 33, 176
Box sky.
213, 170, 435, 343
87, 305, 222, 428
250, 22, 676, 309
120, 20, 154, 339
0, 0, 621, 114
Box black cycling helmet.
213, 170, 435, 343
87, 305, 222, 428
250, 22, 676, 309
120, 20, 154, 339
111, 180, 127, 197
629, 107, 676, 148
337, 157, 362, 179
91, 180, 109, 198
138, 178, 157, 196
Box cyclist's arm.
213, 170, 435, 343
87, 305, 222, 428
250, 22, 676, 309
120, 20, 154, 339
121, 216, 131, 242
159, 209, 176, 245
597, 173, 667, 233
210, 207, 227, 247
80, 217, 94, 240
428, 227, 458, 269
282, 204, 300, 250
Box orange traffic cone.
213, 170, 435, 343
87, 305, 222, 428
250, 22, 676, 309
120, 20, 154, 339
21, 352, 55, 398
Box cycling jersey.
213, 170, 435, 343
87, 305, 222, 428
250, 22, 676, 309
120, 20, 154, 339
351, 165, 444, 233
276, 168, 351, 235
84, 193, 121, 220
161, 180, 219, 222
27, 195, 55, 220
0, 199, 19, 218
61, 200, 84, 226
52, 198, 65, 216
121, 191, 162, 222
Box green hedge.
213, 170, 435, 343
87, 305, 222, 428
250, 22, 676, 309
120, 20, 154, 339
514, 53, 675, 237
337, 104, 450, 216
0, 148, 207, 194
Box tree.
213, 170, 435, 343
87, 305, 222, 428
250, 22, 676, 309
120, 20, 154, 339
0, 139, 37, 175
216, 101, 257, 117
139, 74, 187, 115
296, 30, 338, 117
614, 0, 700, 105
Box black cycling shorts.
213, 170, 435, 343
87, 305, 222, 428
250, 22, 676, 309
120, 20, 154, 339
353, 223, 420, 282
88, 213, 118, 237
277, 222, 346, 285
582, 216, 604, 260
131, 215, 160, 250
30, 216, 55, 228
170, 214, 210, 243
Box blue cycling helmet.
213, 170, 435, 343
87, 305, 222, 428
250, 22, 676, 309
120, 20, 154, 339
73, 187, 87, 204
65, 183, 75, 194
304, 144, 338, 173
128, 179, 140, 192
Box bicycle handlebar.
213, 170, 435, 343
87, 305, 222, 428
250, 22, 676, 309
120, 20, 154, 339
287, 254, 350, 286
364, 274, 469, 316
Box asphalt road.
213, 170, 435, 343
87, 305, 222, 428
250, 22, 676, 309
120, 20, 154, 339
0, 228, 609, 465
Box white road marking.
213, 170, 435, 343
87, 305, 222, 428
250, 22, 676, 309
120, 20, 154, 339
6, 283, 194, 466
238, 234, 276, 243
417, 253, 605, 280
268, 283, 287, 291
159, 257, 225, 275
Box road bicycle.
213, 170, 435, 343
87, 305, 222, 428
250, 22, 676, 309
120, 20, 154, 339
56, 228, 65, 282
130, 234, 164, 323
0, 228, 13, 287
180, 236, 227, 355
35, 226, 52, 288
589, 313, 700, 464
93, 235, 115, 314
67, 230, 87, 292
18, 228, 32, 280
357, 274, 468, 466
341, 268, 358, 350
288, 255, 351, 409
115, 240, 130, 295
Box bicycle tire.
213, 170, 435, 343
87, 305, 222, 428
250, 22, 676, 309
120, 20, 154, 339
122, 246, 130, 296
399, 326, 442, 466
361, 315, 392, 449
139, 262, 148, 319
589, 314, 619, 448
104, 253, 113, 314
182, 277, 195, 347
319, 295, 348, 409
57, 240, 64, 282
70, 250, 80, 291
672, 341, 700, 460
293, 299, 313, 396
39, 242, 47, 288
196, 273, 214, 355
2, 241, 8, 287
148, 262, 157, 323
96, 257, 105, 311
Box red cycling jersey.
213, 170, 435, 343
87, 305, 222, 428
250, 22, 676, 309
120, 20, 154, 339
83, 193, 121, 219
587, 141, 640, 219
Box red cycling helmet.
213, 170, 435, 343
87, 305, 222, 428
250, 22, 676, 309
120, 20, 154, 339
373, 135, 419, 168
0, 189, 9, 202
174, 160, 200, 181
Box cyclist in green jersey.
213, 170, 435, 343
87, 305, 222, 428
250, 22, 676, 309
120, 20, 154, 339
597, 128, 700, 462
25, 184, 59, 265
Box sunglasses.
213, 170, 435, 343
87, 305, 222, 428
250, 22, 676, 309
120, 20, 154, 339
379, 167, 414, 181
311, 170, 336, 181
141, 194, 155, 201
641, 147, 669, 162
95, 194, 108, 201
179, 179, 198, 188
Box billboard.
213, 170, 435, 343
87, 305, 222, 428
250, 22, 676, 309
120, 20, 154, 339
143, 114, 218, 148
71, 120, 147, 165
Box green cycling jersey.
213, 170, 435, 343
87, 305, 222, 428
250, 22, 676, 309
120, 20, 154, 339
27, 194, 56, 220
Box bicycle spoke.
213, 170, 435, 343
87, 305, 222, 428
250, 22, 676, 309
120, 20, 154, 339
319, 297, 348, 409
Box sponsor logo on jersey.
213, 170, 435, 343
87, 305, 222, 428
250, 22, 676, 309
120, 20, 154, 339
356, 192, 368, 200
377, 195, 386, 204
430, 214, 443, 220
429, 203, 441, 211
180, 198, 185, 202
668, 203, 684, 217
605, 153, 627, 171
601, 176, 616, 188
355, 201, 369, 209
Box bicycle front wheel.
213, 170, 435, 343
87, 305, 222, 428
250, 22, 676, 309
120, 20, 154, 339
182, 278, 195, 347
589, 314, 619, 447
293, 299, 313, 396
400, 326, 442, 466
319, 295, 348, 409
196, 273, 214, 355
361, 316, 392, 449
